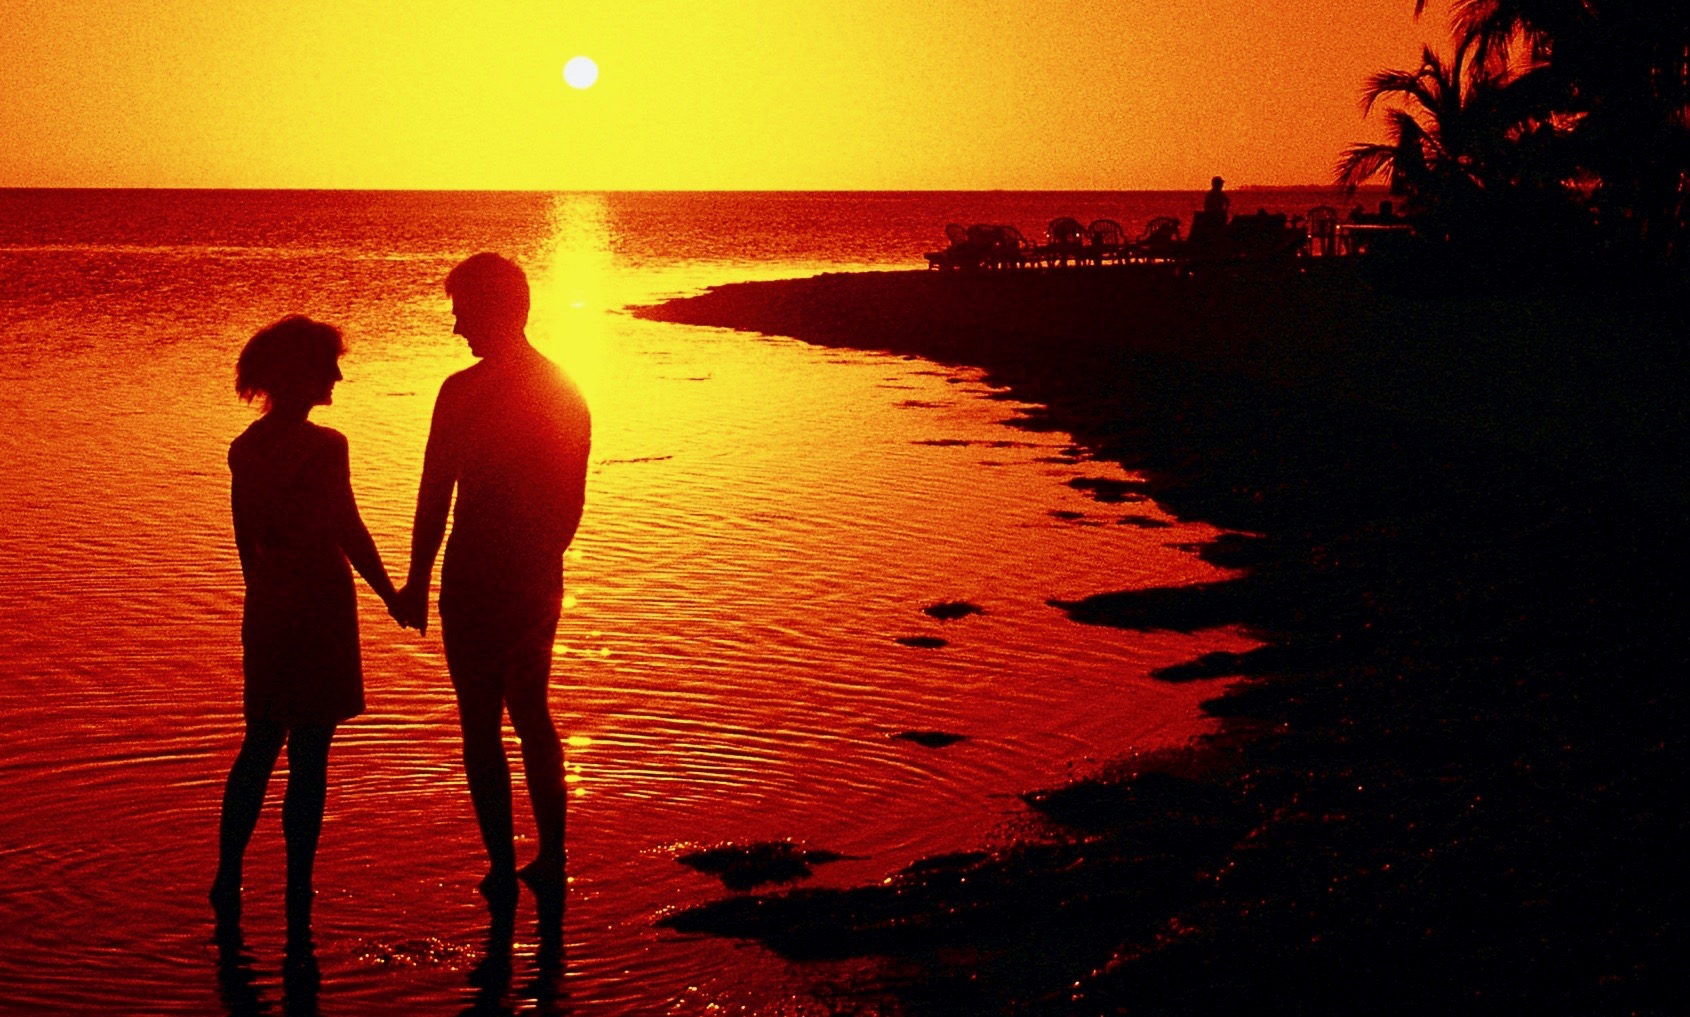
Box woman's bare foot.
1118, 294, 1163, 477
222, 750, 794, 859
517, 854, 564, 891
210, 873, 241, 919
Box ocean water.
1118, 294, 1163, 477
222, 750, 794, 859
0, 189, 1340, 1014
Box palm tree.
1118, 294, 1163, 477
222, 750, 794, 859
1406, 0, 1690, 266
1336, 33, 1549, 237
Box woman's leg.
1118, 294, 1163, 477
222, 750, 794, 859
282, 723, 336, 933
212, 719, 288, 909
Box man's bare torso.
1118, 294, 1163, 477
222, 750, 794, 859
431, 348, 591, 615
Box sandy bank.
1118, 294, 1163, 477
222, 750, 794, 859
642, 264, 1690, 512
638, 265, 1689, 1014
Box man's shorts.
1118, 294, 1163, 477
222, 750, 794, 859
440, 597, 561, 697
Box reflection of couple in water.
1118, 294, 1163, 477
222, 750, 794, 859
209, 253, 592, 959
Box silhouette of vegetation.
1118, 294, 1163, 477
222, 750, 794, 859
1343, 0, 1689, 275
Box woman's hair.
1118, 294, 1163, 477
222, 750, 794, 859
235, 315, 345, 410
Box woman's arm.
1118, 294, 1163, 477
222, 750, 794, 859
328, 434, 398, 606
229, 451, 257, 584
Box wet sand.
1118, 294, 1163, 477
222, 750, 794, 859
640, 263, 1690, 1013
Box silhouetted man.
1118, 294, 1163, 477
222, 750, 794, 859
1203, 175, 1231, 220
1192, 175, 1232, 250
396, 252, 591, 896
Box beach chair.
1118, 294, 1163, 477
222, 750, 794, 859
988, 225, 1038, 270
1129, 216, 1183, 263
1087, 220, 1127, 264
924, 223, 975, 270
1045, 217, 1086, 267
1305, 206, 1338, 257
1228, 211, 1297, 261
962, 224, 1006, 270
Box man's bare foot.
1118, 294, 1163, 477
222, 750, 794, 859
285, 881, 315, 942
479, 867, 519, 903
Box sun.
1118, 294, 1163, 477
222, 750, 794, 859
563, 56, 599, 90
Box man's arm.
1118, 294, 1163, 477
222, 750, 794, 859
398, 378, 461, 633
556, 403, 591, 553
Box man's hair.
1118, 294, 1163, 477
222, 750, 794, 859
236, 315, 344, 410
445, 252, 530, 325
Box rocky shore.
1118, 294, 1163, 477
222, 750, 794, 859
637, 263, 1689, 1014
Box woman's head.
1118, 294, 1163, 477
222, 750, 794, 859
236, 315, 345, 412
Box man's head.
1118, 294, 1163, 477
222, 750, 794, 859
1211, 176, 1224, 190
445, 253, 530, 358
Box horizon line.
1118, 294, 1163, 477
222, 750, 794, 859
0, 183, 1372, 194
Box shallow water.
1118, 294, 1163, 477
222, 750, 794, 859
0, 190, 1335, 1014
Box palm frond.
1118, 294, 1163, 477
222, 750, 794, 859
1336, 144, 1397, 193
1388, 109, 1434, 158
1361, 67, 1427, 115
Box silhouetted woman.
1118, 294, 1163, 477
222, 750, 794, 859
211, 315, 397, 934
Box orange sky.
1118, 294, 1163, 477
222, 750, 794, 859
0, 0, 1449, 189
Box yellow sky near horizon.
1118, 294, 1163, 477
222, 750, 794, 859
1, 0, 1450, 189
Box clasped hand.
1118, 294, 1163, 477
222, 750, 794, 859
384, 583, 430, 633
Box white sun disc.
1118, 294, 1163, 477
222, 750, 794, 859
563, 56, 599, 89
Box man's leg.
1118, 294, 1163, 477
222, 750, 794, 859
446, 627, 519, 886
505, 623, 564, 884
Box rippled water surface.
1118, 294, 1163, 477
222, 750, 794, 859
0, 190, 1337, 1014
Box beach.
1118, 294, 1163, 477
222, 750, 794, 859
8, 0, 1688, 1006
641, 262, 1690, 1012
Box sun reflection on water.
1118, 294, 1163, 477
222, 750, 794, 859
528, 192, 615, 411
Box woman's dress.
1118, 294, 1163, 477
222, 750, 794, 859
229, 419, 365, 726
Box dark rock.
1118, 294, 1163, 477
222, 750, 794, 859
1116, 513, 1174, 528
922, 601, 984, 621
1067, 476, 1151, 503
677, 842, 854, 892
891, 731, 969, 749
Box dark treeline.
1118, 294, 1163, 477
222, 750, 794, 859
1340, 0, 1690, 279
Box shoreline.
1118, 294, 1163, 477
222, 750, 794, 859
638, 264, 1689, 1012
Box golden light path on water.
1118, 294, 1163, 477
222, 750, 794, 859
0, 191, 1258, 1014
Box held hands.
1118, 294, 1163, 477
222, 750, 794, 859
389, 582, 430, 634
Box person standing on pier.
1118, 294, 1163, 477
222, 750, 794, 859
1204, 175, 1231, 220
394, 253, 592, 898
1190, 175, 1234, 252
